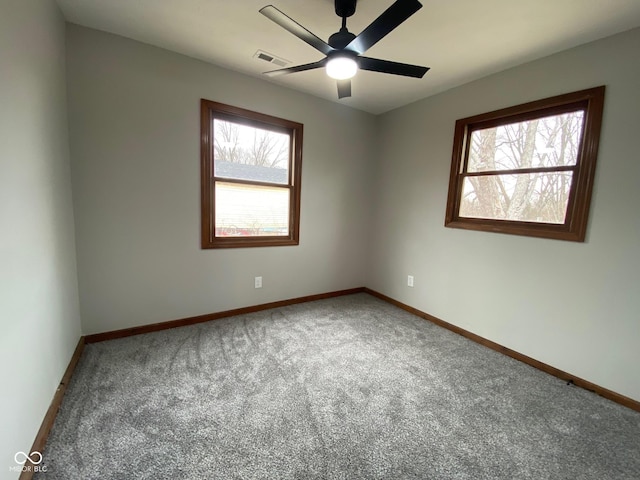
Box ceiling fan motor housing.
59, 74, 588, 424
335, 0, 357, 18
328, 29, 357, 49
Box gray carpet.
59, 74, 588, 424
36, 293, 640, 479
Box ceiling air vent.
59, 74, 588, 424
253, 50, 289, 68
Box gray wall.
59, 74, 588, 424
0, 0, 82, 470
369, 27, 640, 402
66, 25, 376, 335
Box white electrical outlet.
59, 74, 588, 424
407, 275, 414, 287
254, 276, 262, 289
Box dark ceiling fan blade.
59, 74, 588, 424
260, 5, 335, 56
359, 56, 429, 78
337, 79, 351, 99
346, 0, 423, 55
263, 59, 327, 77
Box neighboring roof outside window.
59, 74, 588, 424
214, 160, 288, 184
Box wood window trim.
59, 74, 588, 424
200, 99, 303, 249
444, 86, 605, 242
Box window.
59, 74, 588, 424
444, 86, 605, 242
200, 99, 303, 248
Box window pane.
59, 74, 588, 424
459, 172, 573, 224
215, 182, 289, 237
213, 118, 289, 184
467, 111, 584, 172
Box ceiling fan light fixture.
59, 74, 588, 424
326, 56, 358, 80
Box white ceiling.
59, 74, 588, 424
56, 0, 640, 114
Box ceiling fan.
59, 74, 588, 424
259, 0, 429, 99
